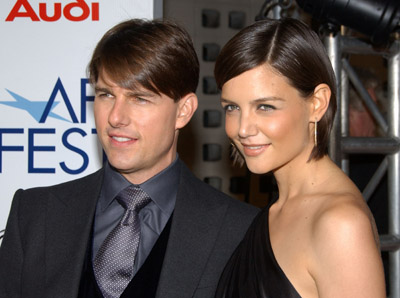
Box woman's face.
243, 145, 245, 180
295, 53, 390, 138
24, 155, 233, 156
220, 64, 315, 174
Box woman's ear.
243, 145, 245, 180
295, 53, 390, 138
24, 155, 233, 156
310, 83, 331, 122
175, 92, 198, 130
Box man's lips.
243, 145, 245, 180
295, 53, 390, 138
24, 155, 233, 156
112, 136, 133, 142
108, 134, 137, 145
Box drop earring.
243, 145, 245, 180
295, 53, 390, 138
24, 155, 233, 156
314, 119, 318, 146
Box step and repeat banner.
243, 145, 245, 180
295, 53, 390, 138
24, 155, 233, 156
0, 0, 159, 229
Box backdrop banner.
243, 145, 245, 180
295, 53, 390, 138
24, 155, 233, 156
0, 0, 156, 229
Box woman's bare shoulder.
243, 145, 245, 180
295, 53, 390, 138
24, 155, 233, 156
313, 192, 375, 239
309, 173, 379, 246
306, 184, 385, 297
308, 159, 375, 236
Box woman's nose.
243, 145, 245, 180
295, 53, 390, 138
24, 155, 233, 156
238, 113, 258, 138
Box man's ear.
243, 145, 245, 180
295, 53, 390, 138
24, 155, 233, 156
310, 83, 331, 122
176, 92, 198, 130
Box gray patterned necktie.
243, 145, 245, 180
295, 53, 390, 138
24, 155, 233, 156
93, 185, 151, 298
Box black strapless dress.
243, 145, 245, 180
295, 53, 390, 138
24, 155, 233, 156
215, 198, 302, 298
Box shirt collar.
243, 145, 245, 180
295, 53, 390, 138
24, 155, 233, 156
98, 156, 180, 215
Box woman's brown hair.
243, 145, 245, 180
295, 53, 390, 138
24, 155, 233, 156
214, 18, 337, 160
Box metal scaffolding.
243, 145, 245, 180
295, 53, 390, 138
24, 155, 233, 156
324, 30, 400, 298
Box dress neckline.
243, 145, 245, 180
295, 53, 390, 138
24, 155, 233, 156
265, 198, 302, 297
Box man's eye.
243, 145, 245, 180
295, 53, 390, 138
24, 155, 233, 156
98, 93, 113, 98
135, 97, 148, 103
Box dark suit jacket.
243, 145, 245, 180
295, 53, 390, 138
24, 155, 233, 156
0, 161, 259, 298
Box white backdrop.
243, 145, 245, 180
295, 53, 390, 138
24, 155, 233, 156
0, 0, 159, 229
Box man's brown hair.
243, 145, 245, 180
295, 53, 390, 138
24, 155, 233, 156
89, 19, 199, 102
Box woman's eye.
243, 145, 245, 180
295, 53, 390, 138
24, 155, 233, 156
223, 104, 239, 112
259, 104, 274, 111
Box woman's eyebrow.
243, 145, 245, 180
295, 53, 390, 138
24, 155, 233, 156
220, 96, 284, 103
252, 96, 284, 103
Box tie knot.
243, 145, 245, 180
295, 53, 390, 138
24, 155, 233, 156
117, 185, 151, 212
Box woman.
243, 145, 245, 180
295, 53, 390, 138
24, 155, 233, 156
214, 18, 386, 298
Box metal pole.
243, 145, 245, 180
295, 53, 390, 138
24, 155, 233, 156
341, 66, 349, 174
324, 29, 342, 165
387, 38, 400, 298
272, 4, 281, 19
381, 234, 400, 252
341, 36, 390, 56
363, 157, 388, 202
342, 137, 400, 154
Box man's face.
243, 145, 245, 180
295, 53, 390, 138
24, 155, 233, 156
94, 72, 184, 184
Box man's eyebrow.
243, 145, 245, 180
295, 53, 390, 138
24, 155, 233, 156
126, 90, 156, 98
94, 86, 111, 93
93, 86, 156, 98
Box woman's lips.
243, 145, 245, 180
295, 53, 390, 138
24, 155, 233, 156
241, 143, 269, 156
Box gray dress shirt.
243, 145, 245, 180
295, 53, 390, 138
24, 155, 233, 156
92, 156, 180, 277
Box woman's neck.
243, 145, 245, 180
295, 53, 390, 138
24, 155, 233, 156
273, 154, 333, 204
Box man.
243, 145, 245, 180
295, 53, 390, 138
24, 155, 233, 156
0, 19, 259, 298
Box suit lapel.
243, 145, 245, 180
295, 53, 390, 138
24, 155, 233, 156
44, 169, 104, 298
156, 163, 228, 298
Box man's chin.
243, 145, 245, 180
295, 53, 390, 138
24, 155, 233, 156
107, 159, 138, 174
